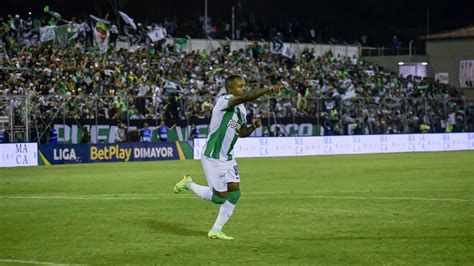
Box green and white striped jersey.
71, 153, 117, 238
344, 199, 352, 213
203, 94, 247, 161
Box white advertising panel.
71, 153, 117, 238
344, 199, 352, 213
0, 143, 38, 167
194, 133, 474, 159
459, 60, 474, 88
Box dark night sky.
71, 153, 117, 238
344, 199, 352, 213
3, 0, 474, 45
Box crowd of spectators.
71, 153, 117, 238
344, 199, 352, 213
1, 13, 473, 139
0, 11, 362, 49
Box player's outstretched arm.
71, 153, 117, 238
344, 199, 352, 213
229, 85, 281, 108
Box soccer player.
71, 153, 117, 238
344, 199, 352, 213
174, 74, 281, 240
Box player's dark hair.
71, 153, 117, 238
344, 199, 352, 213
225, 75, 243, 92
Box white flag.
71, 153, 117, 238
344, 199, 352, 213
148, 26, 167, 42
89, 15, 110, 53
341, 88, 356, 100
118, 11, 137, 30
281, 43, 295, 58
164, 81, 177, 90
269, 41, 282, 54
164, 80, 184, 93
39, 26, 56, 42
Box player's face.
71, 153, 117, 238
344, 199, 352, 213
230, 78, 245, 96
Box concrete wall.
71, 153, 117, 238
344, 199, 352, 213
426, 38, 474, 89
187, 39, 360, 58
117, 38, 360, 59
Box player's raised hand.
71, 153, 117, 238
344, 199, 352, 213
268, 84, 282, 94
252, 118, 262, 128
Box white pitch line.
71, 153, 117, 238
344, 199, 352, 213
1, 194, 472, 202
0, 259, 80, 265
1, 196, 160, 200
249, 188, 474, 193
282, 195, 474, 202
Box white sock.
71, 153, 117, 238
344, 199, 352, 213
186, 182, 212, 201
211, 201, 235, 232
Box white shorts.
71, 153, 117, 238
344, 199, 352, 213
201, 155, 240, 192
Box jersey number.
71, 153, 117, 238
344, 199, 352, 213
233, 165, 239, 176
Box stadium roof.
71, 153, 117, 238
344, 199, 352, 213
421, 25, 474, 40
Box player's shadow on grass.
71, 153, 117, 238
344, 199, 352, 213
146, 219, 203, 236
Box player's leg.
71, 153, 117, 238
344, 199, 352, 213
175, 156, 223, 202
208, 182, 239, 240
196, 156, 230, 204
227, 182, 241, 205
226, 163, 241, 206
210, 183, 238, 230
185, 179, 213, 201
208, 161, 240, 240
174, 175, 217, 203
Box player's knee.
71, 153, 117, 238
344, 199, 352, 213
211, 194, 226, 204
228, 190, 241, 204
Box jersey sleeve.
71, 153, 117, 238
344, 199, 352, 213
216, 95, 234, 111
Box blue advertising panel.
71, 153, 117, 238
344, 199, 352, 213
39, 144, 90, 165
90, 142, 180, 163
39, 142, 183, 165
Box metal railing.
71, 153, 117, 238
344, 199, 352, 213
1, 95, 473, 143
361, 46, 426, 57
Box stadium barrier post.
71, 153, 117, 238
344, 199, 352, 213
126, 95, 130, 128
185, 100, 190, 140
95, 96, 98, 144
424, 96, 432, 133
292, 97, 296, 136
207, 36, 212, 54
463, 98, 468, 132
335, 97, 342, 135
404, 98, 409, 133
267, 97, 271, 136
358, 97, 364, 135
295, 40, 300, 58
9, 98, 14, 142
62, 96, 66, 138
186, 35, 192, 52
231, 6, 235, 40
25, 96, 29, 142
366, 97, 373, 134
315, 96, 320, 127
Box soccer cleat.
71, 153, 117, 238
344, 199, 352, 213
208, 230, 234, 240
174, 175, 192, 194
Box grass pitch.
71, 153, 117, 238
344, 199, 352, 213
1, 151, 473, 265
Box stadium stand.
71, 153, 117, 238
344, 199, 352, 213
1, 13, 473, 143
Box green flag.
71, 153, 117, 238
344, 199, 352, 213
59, 82, 68, 93
174, 38, 187, 52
